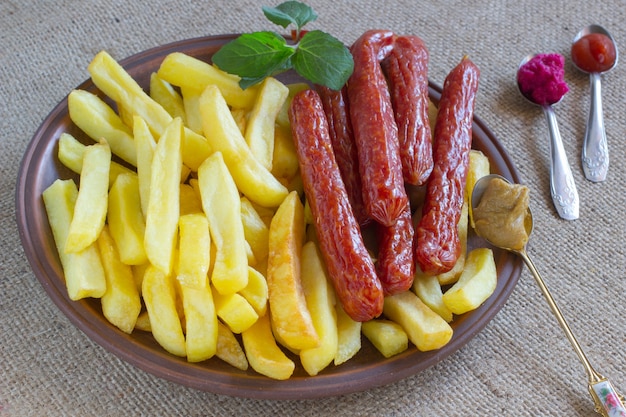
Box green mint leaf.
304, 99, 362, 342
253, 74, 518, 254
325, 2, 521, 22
292, 30, 354, 90
262, 1, 317, 30
211, 31, 294, 86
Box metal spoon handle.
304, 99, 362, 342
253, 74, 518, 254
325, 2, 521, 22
582, 72, 609, 182
518, 250, 626, 416
543, 106, 579, 220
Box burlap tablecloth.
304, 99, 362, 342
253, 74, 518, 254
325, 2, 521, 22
3, 1, 626, 415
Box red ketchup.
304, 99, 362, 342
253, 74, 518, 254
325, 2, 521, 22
571, 33, 617, 73
517, 53, 569, 106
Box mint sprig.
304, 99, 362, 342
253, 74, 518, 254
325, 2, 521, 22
211, 1, 353, 90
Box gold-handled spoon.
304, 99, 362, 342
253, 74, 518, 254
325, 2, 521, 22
471, 174, 625, 417
572, 24, 618, 182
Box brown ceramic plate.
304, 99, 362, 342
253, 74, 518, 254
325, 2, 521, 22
16, 34, 523, 400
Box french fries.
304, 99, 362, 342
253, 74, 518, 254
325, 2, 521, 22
44, 48, 503, 381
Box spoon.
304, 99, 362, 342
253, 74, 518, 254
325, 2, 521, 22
572, 24, 618, 182
517, 55, 579, 220
471, 174, 625, 417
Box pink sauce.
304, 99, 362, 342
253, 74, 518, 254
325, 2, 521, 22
517, 53, 569, 106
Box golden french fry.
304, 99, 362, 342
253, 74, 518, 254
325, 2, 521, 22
97, 226, 141, 334
362, 319, 408, 358
134, 310, 151, 332
177, 213, 211, 289
179, 184, 203, 216
57, 133, 133, 187
107, 172, 147, 265
87, 50, 211, 171
334, 304, 361, 366
241, 313, 295, 380
180, 278, 218, 362
144, 117, 182, 276
442, 248, 497, 315
299, 242, 338, 376
142, 265, 186, 357
267, 191, 319, 351
198, 152, 249, 294
65, 139, 110, 253
212, 286, 258, 334
383, 290, 453, 352
240, 196, 270, 263
271, 124, 300, 181
198, 84, 289, 208
157, 52, 259, 109
239, 266, 269, 317
43, 179, 106, 300
231, 108, 247, 134
412, 270, 453, 323
67, 89, 137, 166
149, 72, 187, 123
133, 115, 156, 218
244, 77, 289, 170
180, 86, 203, 134
216, 321, 248, 371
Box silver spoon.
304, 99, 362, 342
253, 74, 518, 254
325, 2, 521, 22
517, 55, 579, 220
472, 174, 625, 417
572, 24, 618, 182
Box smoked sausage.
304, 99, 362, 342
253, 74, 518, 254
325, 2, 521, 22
315, 84, 369, 226
375, 206, 415, 295
289, 89, 384, 322
381, 35, 433, 186
347, 30, 409, 227
415, 57, 480, 275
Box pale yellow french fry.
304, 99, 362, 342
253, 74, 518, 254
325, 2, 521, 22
267, 191, 319, 351
149, 72, 187, 123
216, 321, 248, 371
197, 152, 248, 294
198, 84, 289, 208
276, 82, 310, 128
43, 179, 106, 300
133, 115, 156, 218
144, 118, 182, 276
239, 266, 269, 317
240, 196, 270, 263
107, 172, 147, 265
97, 226, 141, 334
87, 50, 211, 171
177, 213, 211, 289
157, 52, 259, 109
65, 139, 111, 253
467, 149, 491, 227
180, 278, 218, 362
299, 241, 338, 376
179, 183, 203, 216
231, 108, 248, 134
134, 310, 151, 332
361, 319, 408, 358
58, 133, 134, 187
383, 290, 453, 352
412, 270, 453, 323
211, 286, 258, 334
67, 89, 137, 166
244, 77, 289, 170
442, 248, 497, 315
180, 86, 203, 134
271, 124, 300, 181
142, 265, 186, 357
241, 313, 295, 380
334, 304, 361, 366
